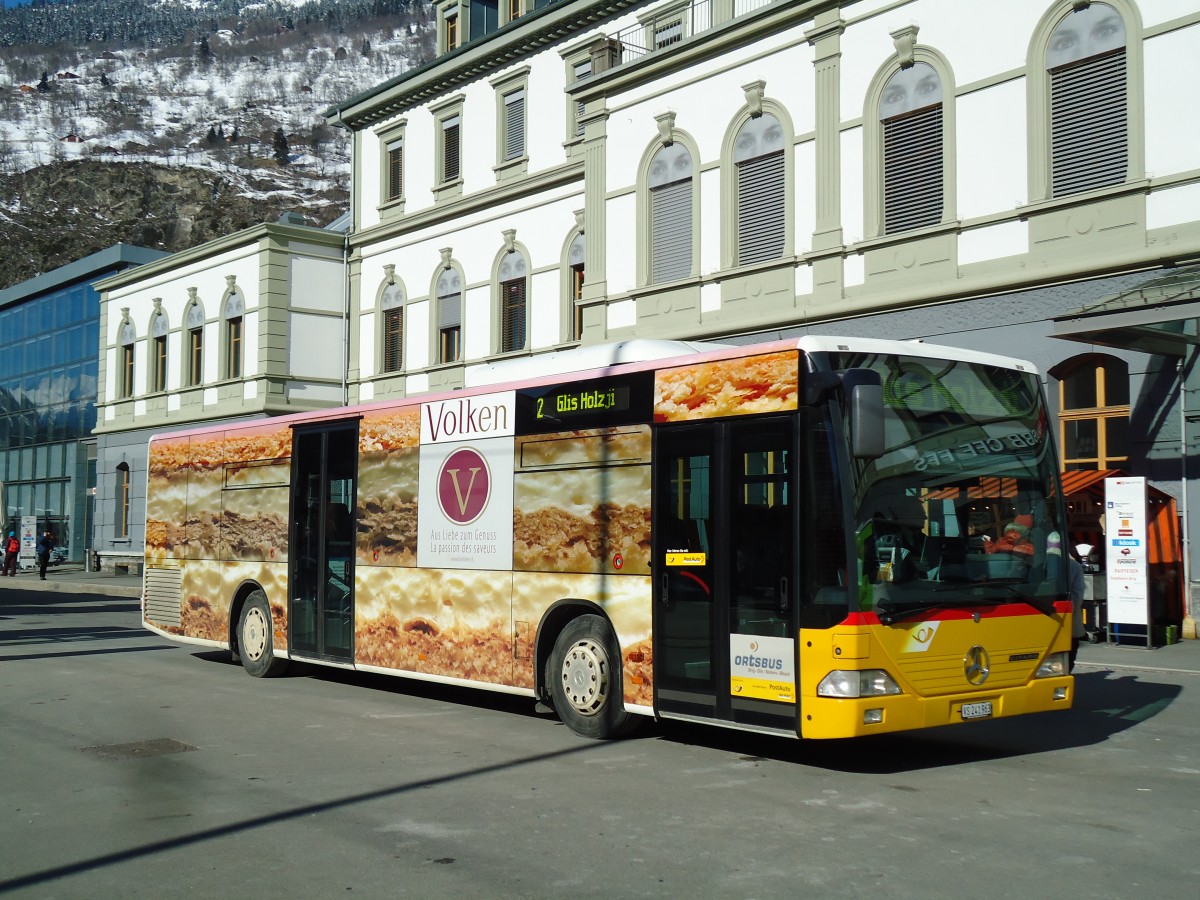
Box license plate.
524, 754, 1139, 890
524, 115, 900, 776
961, 701, 993, 720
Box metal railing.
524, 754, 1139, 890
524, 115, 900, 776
608, 0, 776, 66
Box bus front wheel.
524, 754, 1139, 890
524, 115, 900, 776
548, 615, 630, 740
237, 590, 288, 678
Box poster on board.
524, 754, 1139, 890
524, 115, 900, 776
416, 391, 515, 571
1104, 476, 1148, 627
19, 515, 37, 570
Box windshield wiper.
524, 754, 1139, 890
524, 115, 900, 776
953, 580, 1057, 617
878, 583, 1055, 624
878, 600, 1008, 628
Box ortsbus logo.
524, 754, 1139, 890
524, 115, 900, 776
438, 447, 491, 525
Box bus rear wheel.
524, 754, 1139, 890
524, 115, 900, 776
238, 590, 288, 678
548, 614, 630, 740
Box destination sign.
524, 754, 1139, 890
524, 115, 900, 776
516, 371, 653, 435
538, 384, 630, 420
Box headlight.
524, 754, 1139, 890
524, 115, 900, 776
1035, 652, 1069, 678
817, 669, 902, 698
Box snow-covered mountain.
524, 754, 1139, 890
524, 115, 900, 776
0, 0, 434, 287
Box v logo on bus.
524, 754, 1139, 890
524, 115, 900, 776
446, 465, 482, 517
437, 446, 492, 525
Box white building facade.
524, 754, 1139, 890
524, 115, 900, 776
92, 0, 1200, 627
92, 217, 348, 570
329, 0, 1200, 629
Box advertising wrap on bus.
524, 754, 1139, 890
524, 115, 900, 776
142, 337, 1073, 743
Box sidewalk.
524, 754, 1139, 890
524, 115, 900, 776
2, 563, 1198, 674
0, 562, 142, 598
1075, 633, 1200, 676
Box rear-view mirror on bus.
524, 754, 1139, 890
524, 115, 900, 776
850, 382, 884, 459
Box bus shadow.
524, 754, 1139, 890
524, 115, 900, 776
192, 651, 549, 723
649, 670, 1183, 773
193, 653, 1179, 771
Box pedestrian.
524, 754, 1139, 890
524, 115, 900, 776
3, 531, 18, 577
1068, 553, 1086, 671
36, 529, 56, 581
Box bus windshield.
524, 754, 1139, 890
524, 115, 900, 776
830, 352, 1067, 619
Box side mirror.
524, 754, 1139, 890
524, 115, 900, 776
849, 382, 884, 459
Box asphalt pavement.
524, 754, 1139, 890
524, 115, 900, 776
2, 561, 1198, 674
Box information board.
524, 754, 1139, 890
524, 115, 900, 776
19, 515, 37, 570
1104, 476, 1149, 628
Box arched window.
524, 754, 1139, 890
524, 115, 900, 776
118, 318, 136, 399
1045, 3, 1127, 197
648, 142, 693, 283
1058, 355, 1130, 470
567, 231, 585, 340
380, 279, 405, 373
185, 300, 205, 386
149, 310, 168, 393
223, 290, 244, 380
498, 250, 527, 353
116, 463, 130, 539
435, 266, 462, 364
879, 63, 943, 234
733, 113, 785, 264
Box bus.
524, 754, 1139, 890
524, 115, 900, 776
142, 336, 1074, 740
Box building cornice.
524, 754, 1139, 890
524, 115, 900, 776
326, 0, 643, 130
352, 158, 585, 251
94, 222, 345, 293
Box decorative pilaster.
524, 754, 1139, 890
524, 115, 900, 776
805, 11, 846, 296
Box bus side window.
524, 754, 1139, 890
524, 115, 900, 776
802, 414, 849, 622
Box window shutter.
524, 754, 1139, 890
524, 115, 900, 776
883, 104, 944, 234
1050, 49, 1127, 197
387, 141, 403, 200
504, 90, 525, 161
439, 293, 461, 329
227, 317, 243, 379
382, 308, 402, 372
736, 150, 786, 264
501, 279, 526, 352
442, 116, 461, 182
651, 180, 691, 283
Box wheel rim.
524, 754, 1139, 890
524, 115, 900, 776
243, 606, 269, 662
560, 638, 609, 717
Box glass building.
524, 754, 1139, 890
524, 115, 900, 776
0, 245, 167, 561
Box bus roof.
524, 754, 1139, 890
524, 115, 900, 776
793, 335, 1041, 376
464, 339, 731, 386
147, 335, 1040, 445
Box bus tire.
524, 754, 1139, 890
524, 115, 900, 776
238, 590, 288, 678
548, 614, 630, 740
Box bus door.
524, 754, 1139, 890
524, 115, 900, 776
653, 417, 799, 734
290, 421, 358, 662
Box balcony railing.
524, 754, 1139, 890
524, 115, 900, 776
608, 0, 777, 66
